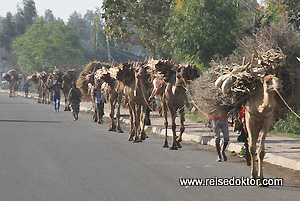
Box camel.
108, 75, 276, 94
117, 63, 151, 142
62, 69, 76, 111
39, 71, 51, 104
3, 70, 19, 98
95, 70, 124, 133
245, 74, 282, 185
161, 66, 190, 150
27, 72, 43, 103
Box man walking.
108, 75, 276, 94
211, 109, 229, 162
68, 82, 82, 121
49, 80, 61, 112
93, 81, 105, 124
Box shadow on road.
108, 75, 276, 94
0, 120, 61, 123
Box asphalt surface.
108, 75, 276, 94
0, 93, 299, 201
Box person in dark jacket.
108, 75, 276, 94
68, 82, 82, 121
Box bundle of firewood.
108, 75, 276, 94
116, 63, 135, 86
3, 69, 19, 82
146, 59, 175, 79
179, 64, 201, 81
190, 47, 287, 117
76, 61, 112, 99
94, 66, 118, 82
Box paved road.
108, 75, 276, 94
0, 93, 299, 201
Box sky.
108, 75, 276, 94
0, 0, 104, 22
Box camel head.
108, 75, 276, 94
116, 63, 135, 86
261, 74, 282, 94
39, 71, 48, 83
135, 65, 150, 88
174, 66, 188, 86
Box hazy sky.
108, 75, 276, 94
0, 0, 104, 22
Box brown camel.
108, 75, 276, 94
62, 69, 76, 111
161, 66, 190, 150
245, 74, 282, 185
95, 69, 124, 133
3, 69, 19, 98
117, 63, 151, 142
39, 71, 51, 104
27, 72, 43, 103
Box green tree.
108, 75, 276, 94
167, 0, 242, 65
44, 9, 55, 23
102, 0, 173, 58
15, 0, 37, 35
0, 12, 17, 53
13, 18, 86, 75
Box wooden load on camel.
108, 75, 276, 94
190, 47, 287, 116
77, 61, 111, 99
145, 59, 201, 82
3, 69, 19, 82
94, 65, 119, 83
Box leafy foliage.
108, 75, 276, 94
167, 0, 242, 64
13, 18, 85, 75
272, 110, 300, 135
102, 0, 173, 58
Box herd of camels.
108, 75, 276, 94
2, 59, 283, 186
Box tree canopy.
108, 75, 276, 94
13, 19, 85, 75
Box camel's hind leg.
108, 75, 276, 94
162, 101, 169, 148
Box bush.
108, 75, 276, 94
272, 111, 300, 135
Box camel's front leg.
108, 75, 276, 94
140, 103, 147, 140
162, 101, 169, 148
170, 108, 178, 150
257, 119, 272, 186
128, 105, 134, 141
133, 105, 141, 143
109, 100, 116, 131
176, 105, 185, 148
116, 97, 123, 133
245, 113, 259, 179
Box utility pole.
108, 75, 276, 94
106, 37, 111, 64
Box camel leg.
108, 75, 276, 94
170, 108, 178, 150
246, 114, 259, 179
135, 105, 142, 142
92, 102, 97, 122
257, 119, 272, 186
162, 101, 169, 148
245, 111, 259, 179
133, 105, 141, 143
116, 96, 123, 133
140, 103, 147, 140
109, 101, 116, 131
176, 105, 185, 148
128, 105, 134, 141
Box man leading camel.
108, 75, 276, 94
211, 109, 229, 162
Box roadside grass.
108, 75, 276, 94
185, 111, 206, 123
269, 131, 300, 138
